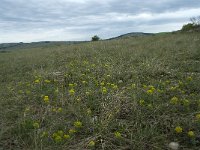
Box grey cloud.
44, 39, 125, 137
0, 0, 200, 42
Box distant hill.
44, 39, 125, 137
108, 32, 155, 40
0, 43, 24, 50
0, 32, 155, 51
0, 41, 85, 51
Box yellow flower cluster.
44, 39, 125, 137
63, 134, 70, 139
196, 114, 200, 120
69, 129, 76, 134
43, 96, 49, 103
82, 81, 87, 84
74, 121, 82, 128
175, 126, 195, 138
52, 130, 71, 142
170, 97, 179, 105
44, 79, 51, 83
33, 122, 40, 129
187, 76, 192, 81
102, 87, 107, 94
187, 131, 195, 137
114, 131, 122, 138
34, 79, 40, 83
52, 107, 62, 112
69, 89, 75, 95
41, 131, 48, 138
182, 99, 189, 106
139, 99, 145, 106
145, 85, 156, 94
88, 140, 95, 147
175, 126, 183, 133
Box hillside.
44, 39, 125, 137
0, 32, 154, 52
108, 32, 155, 40
0, 32, 200, 149
0, 41, 84, 52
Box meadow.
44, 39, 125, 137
0, 32, 200, 150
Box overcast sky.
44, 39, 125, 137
0, 0, 200, 43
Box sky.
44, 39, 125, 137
0, 0, 200, 43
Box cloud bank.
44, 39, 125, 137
0, 0, 200, 43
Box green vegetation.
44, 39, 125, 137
181, 23, 199, 32
181, 16, 200, 32
0, 32, 200, 149
92, 35, 100, 41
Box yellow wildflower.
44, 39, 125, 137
57, 130, 64, 136
143, 84, 147, 88
147, 89, 153, 94
54, 135, 62, 142
34, 79, 40, 83
114, 131, 122, 138
74, 121, 82, 128
104, 64, 109, 67
102, 87, 107, 94
44, 79, 51, 83
100, 82, 105, 86
188, 131, 195, 137
175, 126, 183, 133
33, 122, 39, 129
131, 84, 136, 89
63, 134, 70, 139
52, 108, 57, 112
112, 85, 118, 89
165, 80, 170, 84
82, 81, 87, 84
26, 90, 31, 95
178, 81, 183, 86
139, 99, 145, 106
55, 88, 59, 93
57, 107, 62, 112
52, 133, 58, 138
88, 140, 95, 147
195, 114, 200, 120
107, 82, 111, 86
170, 86, 177, 91
43, 96, 49, 103
83, 60, 89, 65
149, 85, 155, 91
41, 131, 48, 137
69, 83, 74, 88
170, 97, 179, 105
187, 76, 192, 81
69, 129, 76, 134
182, 99, 189, 106
69, 89, 75, 95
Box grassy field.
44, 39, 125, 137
0, 32, 200, 150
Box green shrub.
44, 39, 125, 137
181, 23, 195, 31
91, 35, 100, 41
181, 23, 200, 32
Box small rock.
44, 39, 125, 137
169, 142, 179, 150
